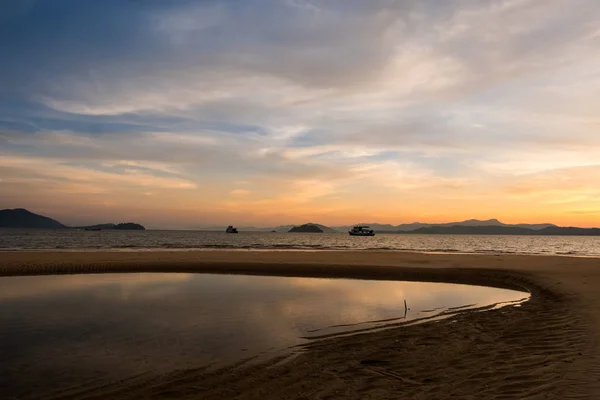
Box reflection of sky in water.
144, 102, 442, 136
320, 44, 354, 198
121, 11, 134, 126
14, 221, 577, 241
0, 273, 528, 398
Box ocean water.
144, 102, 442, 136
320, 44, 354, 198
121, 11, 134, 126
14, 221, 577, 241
1, 228, 600, 256
0, 273, 528, 398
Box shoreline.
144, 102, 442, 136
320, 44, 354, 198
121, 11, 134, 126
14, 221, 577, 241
1, 247, 599, 259
2, 251, 599, 399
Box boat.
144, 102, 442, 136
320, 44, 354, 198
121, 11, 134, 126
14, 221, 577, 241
348, 225, 375, 236
226, 225, 238, 233
84, 227, 101, 231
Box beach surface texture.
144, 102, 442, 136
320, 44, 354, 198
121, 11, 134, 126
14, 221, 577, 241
1, 250, 599, 399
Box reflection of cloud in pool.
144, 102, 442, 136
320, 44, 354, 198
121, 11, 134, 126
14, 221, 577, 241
282, 277, 523, 324
0, 273, 193, 300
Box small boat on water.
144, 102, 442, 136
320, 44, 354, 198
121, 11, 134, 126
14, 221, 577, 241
226, 225, 238, 233
348, 225, 375, 236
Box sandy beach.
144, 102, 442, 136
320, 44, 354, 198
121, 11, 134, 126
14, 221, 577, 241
1, 250, 599, 399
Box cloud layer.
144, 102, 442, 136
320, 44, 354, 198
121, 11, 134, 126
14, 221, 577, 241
2, 0, 600, 227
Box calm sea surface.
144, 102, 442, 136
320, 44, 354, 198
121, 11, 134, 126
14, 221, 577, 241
1, 228, 600, 256
0, 273, 528, 398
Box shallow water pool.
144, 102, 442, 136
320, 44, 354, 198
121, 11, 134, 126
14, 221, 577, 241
0, 273, 528, 398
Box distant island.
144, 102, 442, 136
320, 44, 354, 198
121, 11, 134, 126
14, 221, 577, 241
78, 223, 145, 231
0, 208, 145, 230
288, 223, 324, 233
113, 223, 145, 230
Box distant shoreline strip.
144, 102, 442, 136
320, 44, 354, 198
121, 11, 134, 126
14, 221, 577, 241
0, 247, 597, 257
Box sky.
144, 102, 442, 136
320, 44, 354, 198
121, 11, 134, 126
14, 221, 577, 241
1, 0, 600, 229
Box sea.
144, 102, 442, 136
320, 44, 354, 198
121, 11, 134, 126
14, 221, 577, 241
1, 229, 599, 256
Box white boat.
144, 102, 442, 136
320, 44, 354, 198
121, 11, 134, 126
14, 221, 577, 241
348, 225, 375, 236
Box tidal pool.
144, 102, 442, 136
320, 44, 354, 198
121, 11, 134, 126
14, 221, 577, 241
0, 273, 528, 398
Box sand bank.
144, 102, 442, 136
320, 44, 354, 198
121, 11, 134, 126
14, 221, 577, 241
1, 250, 599, 399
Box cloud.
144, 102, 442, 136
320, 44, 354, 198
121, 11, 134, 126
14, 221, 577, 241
0, 154, 197, 190
1, 0, 600, 226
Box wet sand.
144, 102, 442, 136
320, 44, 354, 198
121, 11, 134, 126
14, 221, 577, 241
1, 250, 599, 399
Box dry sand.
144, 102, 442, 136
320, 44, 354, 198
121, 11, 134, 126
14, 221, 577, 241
1, 250, 600, 399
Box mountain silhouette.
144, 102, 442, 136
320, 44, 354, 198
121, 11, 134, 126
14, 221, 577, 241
0, 208, 145, 230
402, 225, 600, 236
3, 209, 596, 235
335, 219, 556, 232
288, 223, 325, 233
0, 208, 66, 229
